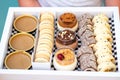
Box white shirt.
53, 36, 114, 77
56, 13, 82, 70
38, 0, 102, 7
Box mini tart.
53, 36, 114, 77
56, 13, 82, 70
14, 15, 37, 32
53, 48, 77, 71
55, 30, 78, 50
57, 12, 78, 32
4, 50, 31, 69
9, 32, 34, 51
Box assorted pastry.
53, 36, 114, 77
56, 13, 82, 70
34, 12, 54, 62
93, 14, 116, 72
53, 48, 77, 71
9, 32, 34, 51
57, 12, 78, 32
55, 29, 78, 50
13, 14, 38, 32
77, 13, 97, 71
4, 14, 37, 69
4, 50, 31, 69
4, 12, 117, 72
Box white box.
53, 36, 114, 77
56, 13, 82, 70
0, 7, 120, 80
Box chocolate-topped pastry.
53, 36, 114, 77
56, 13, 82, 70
57, 12, 78, 32
56, 29, 78, 50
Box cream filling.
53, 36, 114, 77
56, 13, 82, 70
53, 56, 77, 71
57, 21, 78, 32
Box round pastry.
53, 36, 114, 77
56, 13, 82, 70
35, 51, 50, 62
9, 32, 34, 51
40, 12, 54, 23
4, 50, 31, 69
57, 12, 78, 32
55, 30, 78, 50
53, 48, 77, 71
14, 15, 37, 32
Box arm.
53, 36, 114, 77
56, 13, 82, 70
18, 0, 41, 7
105, 0, 120, 14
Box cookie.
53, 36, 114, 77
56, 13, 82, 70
97, 61, 116, 72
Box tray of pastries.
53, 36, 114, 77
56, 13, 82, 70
0, 7, 120, 73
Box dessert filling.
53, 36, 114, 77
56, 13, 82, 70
15, 16, 37, 32
5, 51, 31, 69
55, 49, 75, 65
56, 30, 76, 45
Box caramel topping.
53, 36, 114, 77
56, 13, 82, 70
56, 30, 76, 45
58, 13, 77, 28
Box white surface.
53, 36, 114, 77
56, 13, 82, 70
0, 7, 120, 80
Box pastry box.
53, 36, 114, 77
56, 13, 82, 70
0, 7, 120, 80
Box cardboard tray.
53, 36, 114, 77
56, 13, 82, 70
0, 7, 120, 80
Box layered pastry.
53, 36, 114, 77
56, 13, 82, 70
77, 46, 97, 71
4, 50, 31, 69
57, 12, 78, 32
34, 12, 54, 63
55, 30, 78, 50
77, 13, 97, 71
14, 15, 37, 32
9, 32, 34, 51
78, 13, 96, 48
53, 48, 77, 71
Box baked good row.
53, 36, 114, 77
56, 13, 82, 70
77, 13, 97, 71
93, 14, 116, 72
4, 14, 38, 69
34, 12, 54, 62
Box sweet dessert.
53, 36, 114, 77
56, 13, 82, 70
93, 13, 116, 72
14, 15, 38, 32
53, 48, 77, 71
55, 30, 78, 50
78, 13, 96, 48
4, 50, 31, 69
9, 32, 34, 51
34, 12, 54, 63
77, 13, 97, 71
77, 46, 97, 71
97, 61, 116, 72
57, 12, 78, 32
40, 12, 54, 23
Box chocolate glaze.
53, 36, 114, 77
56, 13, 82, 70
56, 30, 76, 45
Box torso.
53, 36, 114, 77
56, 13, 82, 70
38, 0, 102, 7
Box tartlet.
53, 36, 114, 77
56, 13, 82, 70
57, 12, 78, 32
4, 50, 31, 69
14, 15, 38, 32
53, 48, 77, 71
9, 32, 34, 51
55, 29, 78, 50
